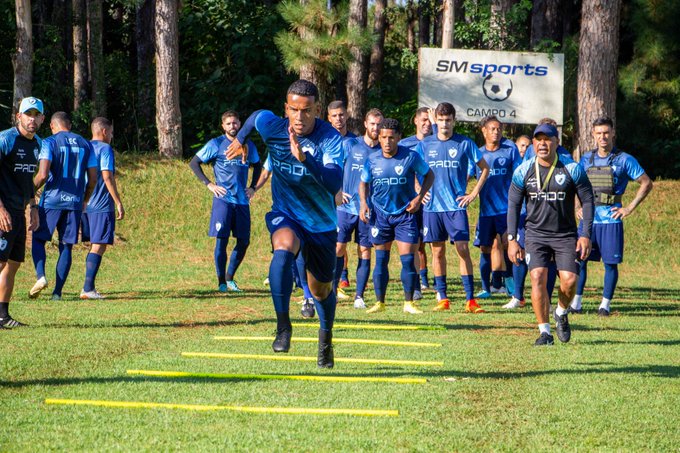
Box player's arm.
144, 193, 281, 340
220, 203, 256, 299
84, 166, 97, 205
226, 110, 267, 160
34, 159, 50, 191
102, 170, 124, 220
290, 128, 342, 195
246, 161, 263, 200
407, 169, 434, 213
0, 196, 10, 233
188, 155, 227, 198
507, 165, 527, 264
612, 173, 653, 220
458, 158, 490, 208
358, 181, 370, 223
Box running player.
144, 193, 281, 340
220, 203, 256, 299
507, 123, 594, 345
0, 97, 45, 327
359, 118, 434, 314
226, 80, 343, 368
31, 112, 98, 300
79, 117, 125, 299
416, 102, 490, 313
189, 111, 261, 292
570, 117, 653, 316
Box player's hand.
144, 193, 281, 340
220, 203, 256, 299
28, 207, 39, 231
422, 191, 431, 204
427, 107, 435, 124
0, 206, 11, 233
406, 196, 422, 214
246, 188, 256, 201
116, 202, 125, 220
507, 240, 524, 266
576, 237, 592, 261
207, 182, 227, 198
611, 206, 632, 220
456, 192, 477, 208
359, 204, 370, 223
225, 139, 248, 163
289, 127, 306, 162
576, 207, 583, 220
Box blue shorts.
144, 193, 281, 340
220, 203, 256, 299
474, 214, 507, 247
580, 222, 624, 264
33, 208, 82, 244
266, 211, 337, 283
422, 210, 470, 243
81, 212, 116, 244
337, 210, 372, 247
370, 210, 419, 245
209, 199, 250, 239
0, 210, 26, 262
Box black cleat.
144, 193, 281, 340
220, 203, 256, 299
301, 298, 315, 319
598, 308, 610, 317
555, 312, 571, 343
534, 332, 554, 346
317, 329, 334, 368
567, 307, 582, 314
272, 328, 292, 353
0, 317, 27, 328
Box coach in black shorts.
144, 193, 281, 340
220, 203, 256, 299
507, 124, 594, 346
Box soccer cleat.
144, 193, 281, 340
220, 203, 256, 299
301, 298, 315, 318
218, 283, 228, 293
317, 329, 334, 369
567, 307, 583, 314
534, 332, 555, 346
80, 290, 105, 300
51, 294, 62, 301
413, 289, 423, 300
490, 286, 506, 294
263, 277, 270, 286
272, 328, 292, 353
403, 301, 423, 314
0, 317, 27, 328
598, 308, 610, 317
366, 302, 386, 314
465, 299, 485, 314
555, 311, 571, 343
353, 296, 366, 309
420, 278, 430, 290
339, 279, 350, 289
504, 277, 515, 295
29, 276, 48, 299
502, 297, 525, 309
336, 287, 350, 300
226, 281, 243, 292
432, 298, 450, 312
476, 290, 492, 299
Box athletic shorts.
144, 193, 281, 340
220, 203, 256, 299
81, 211, 116, 244
422, 210, 470, 243
265, 211, 337, 283
370, 210, 419, 245
525, 235, 579, 274
336, 210, 372, 247
33, 207, 82, 244
474, 213, 507, 247
0, 210, 27, 262
579, 222, 624, 264
209, 199, 250, 239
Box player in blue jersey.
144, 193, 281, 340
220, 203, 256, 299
79, 117, 125, 300
515, 135, 531, 159
31, 112, 98, 300
416, 102, 490, 314
359, 118, 434, 314
570, 117, 653, 316
335, 108, 382, 311
0, 97, 45, 328
398, 107, 434, 293
225, 80, 343, 368
472, 116, 522, 300
507, 124, 594, 345
189, 111, 261, 293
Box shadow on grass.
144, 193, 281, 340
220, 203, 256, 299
581, 339, 680, 346
40, 318, 276, 329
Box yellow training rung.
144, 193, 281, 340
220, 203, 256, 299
182, 352, 444, 367
291, 323, 445, 331
213, 336, 442, 348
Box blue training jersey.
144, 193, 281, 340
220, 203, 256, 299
524, 144, 573, 162
416, 133, 482, 213
361, 146, 430, 216
579, 148, 645, 224
398, 134, 425, 152
476, 139, 522, 217
85, 141, 116, 213
39, 131, 98, 211
195, 135, 259, 205
338, 137, 381, 216
0, 127, 41, 212
243, 111, 343, 233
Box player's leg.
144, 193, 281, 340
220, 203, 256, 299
334, 212, 355, 301
596, 223, 623, 316
340, 254, 350, 288
353, 219, 372, 309
449, 211, 482, 313
418, 241, 430, 289
224, 204, 251, 292
81, 211, 115, 299
475, 215, 495, 299
552, 237, 581, 343
0, 260, 24, 328
209, 198, 230, 292
424, 212, 449, 310
30, 207, 56, 298
498, 215, 514, 296
1, 213, 28, 327
393, 212, 421, 313
505, 214, 528, 309
367, 211, 393, 313
490, 237, 505, 293
52, 210, 81, 299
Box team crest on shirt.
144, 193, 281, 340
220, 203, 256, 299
525, 253, 531, 265
0, 237, 7, 251
423, 226, 429, 237
555, 173, 566, 186
301, 145, 315, 156
498, 157, 506, 167
395, 165, 404, 176
448, 148, 458, 159
371, 227, 379, 238
215, 222, 222, 232
272, 217, 284, 226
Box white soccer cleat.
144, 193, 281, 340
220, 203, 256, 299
336, 287, 350, 300
403, 301, 423, 314
80, 290, 105, 300
502, 297, 524, 309
29, 276, 48, 299
353, 297, 366, 309
263, 277, 270, 286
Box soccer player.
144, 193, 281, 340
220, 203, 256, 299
507, 123, 594, 345
80, 117, 125, 299
416, 102, 490, 313
226, 80, 343, 368
515, 135, 531, 159
0, 97, 45, 328
359, 118, 434, 314
31, 112, 98, 300
398, 107, 433, 291
189, 111, 261, 292
335, 108, 383, 310
570, 117, 653, 316
473, 116, 522, 300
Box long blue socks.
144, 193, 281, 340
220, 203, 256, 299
214, 238, 228, 285
314, 291, 337, 331
603, 263, 618, 300
83, 253, 103, 292
53, 243, 73, 296
547, 261, 558, 299
399, 253, 417, 300
480, 252, 491, 292
576, 260, 588, 296
32, 238, 47, 279
434, 275, 447, 300
461, 275, 474, 300
355, 258, 370, 298
333, 255, 344, 292
226, 238, 249, 280
512, 260, 528, 300
373, 250, 390, 303
270, 250, 294, 328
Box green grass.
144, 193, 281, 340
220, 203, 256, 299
2, 156, 679, 451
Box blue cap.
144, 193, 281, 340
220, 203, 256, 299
533, 123, 558, 138
19, 97, 44, 114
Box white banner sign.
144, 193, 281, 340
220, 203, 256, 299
418, 48, 564, 125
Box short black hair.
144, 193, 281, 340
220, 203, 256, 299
221, 110, 239, 122
480, 115, 501, 128
435, 102, 456, 118
378, 118, 401, 134
415, 107, 429, 116
287, 79, 318, 101
592, 116, 614, 128
327, 100, 346, 111
364, 108, 383, 121
91, 116, 112, 133
51, 111, 71, 128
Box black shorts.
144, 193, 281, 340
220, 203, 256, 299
525, 235, 579, 274
0, 211, 27, 262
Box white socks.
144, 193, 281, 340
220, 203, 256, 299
555, 305, 568, 317
571, 294, 583, 310
599, 298, 611, 311
538, 323, 551, 335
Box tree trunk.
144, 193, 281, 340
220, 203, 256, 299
136, 0, 156, 149
489, 0, 518, 50
346, 0, 367, 133
87, 0, 106, 116
433, 0, 443, 47
406, 0, 417, 52
576, 0, 622, 157
73, 0, 88, 111
155, 0, 182, 158
12, 0, 33, 118
530, 0, 563, 49
418, 1, 430, 47
368, 0, 386, 89
441, 0, 454, 48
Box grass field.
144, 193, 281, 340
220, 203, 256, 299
2, 156, 679, 451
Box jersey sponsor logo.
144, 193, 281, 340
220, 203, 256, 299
373, 177, 407, 186
60, 194, 81, 203
351, 163, 363, 171
16, 148, 26, 159
0, 237, 7, 251
529, 191, 566, 201
373, 167, 384, 176
489, 168, 507, 176
395, 165, 404, 176
428, 160, 460, 169
272, 216, 284, 226
371, 227, 379, 238
222, 159, 249, 167
555, 173, 566, 186
448, 148, 458, 159
14, 163, 37, 173
271, 158, 310, 177
428, 149, 439, 158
